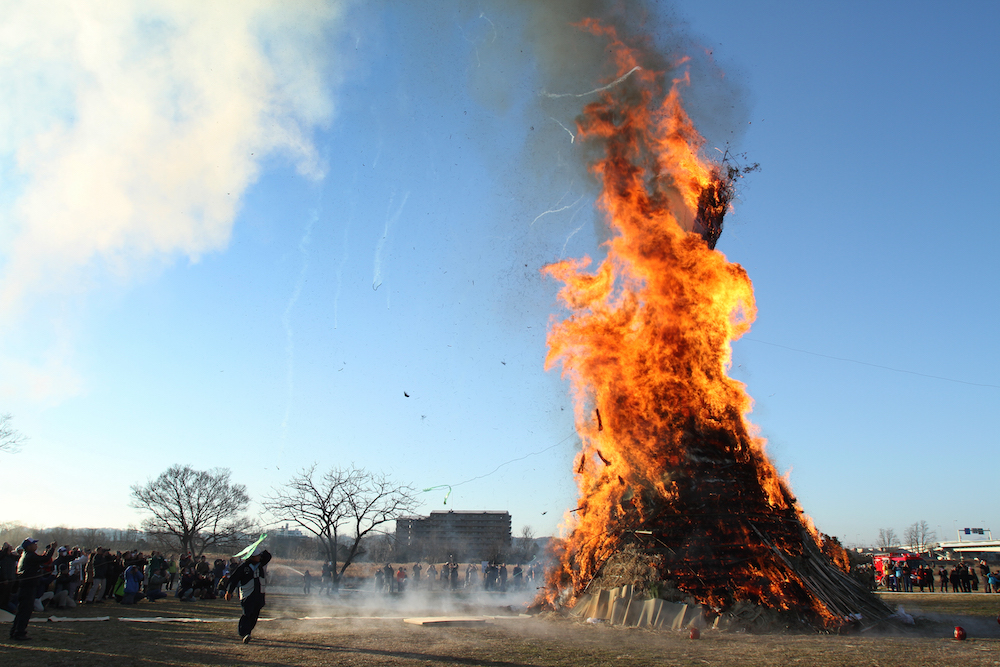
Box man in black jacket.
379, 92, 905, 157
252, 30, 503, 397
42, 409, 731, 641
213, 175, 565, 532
10, 538, 56, 640
0, 542, 18, 612
225, 545, 271, 643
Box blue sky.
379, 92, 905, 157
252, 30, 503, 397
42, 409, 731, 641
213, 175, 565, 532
1, 0, 997, 549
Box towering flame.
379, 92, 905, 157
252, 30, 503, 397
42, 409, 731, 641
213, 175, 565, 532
542, 22, 883, 628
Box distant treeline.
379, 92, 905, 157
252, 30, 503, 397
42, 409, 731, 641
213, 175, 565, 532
2, 523, 391, 562
0, 523, 149, 552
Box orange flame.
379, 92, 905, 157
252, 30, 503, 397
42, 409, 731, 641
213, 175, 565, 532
542, 23, 848, 626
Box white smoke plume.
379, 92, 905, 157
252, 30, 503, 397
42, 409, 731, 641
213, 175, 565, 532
0, 0, 351, 397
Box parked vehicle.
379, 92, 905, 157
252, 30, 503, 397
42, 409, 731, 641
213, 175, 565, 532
872, 552, 925, 589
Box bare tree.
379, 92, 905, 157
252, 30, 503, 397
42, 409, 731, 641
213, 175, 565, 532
130, 465, 253, 556
263, 464, 349, 569
364, 533, 396, 564
338, 469, 417, 576
265, 464, 417, 579
0, 413, 27, 453
512, 525, 538, 564
876, 527, 899, 551
904, 520, 936, 554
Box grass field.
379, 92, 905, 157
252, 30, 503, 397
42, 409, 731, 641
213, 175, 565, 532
2, 589, 999, 666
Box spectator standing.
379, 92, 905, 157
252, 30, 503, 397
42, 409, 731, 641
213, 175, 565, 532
0, 542, 17, 612
212, 559, 226, 591
320, 561, 331, 594
148, 551, 164, 578
383, 563, 394, 593
79, 548, 95, 603
86, 548, 109, 603
68, 548, 87, 602
10, 538, 56, 641
166, 556, 178, 590
195, 555, 211, 579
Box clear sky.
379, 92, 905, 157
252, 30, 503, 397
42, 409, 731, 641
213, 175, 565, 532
1, 0, 997, 549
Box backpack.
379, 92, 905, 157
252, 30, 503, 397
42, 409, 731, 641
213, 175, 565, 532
112, 575, 126, 601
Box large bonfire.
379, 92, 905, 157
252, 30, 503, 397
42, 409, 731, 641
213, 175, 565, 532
542, 21, 889, 629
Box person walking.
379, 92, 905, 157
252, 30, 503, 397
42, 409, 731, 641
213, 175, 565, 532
225, 543, 271, 644
10, 538, 56, 641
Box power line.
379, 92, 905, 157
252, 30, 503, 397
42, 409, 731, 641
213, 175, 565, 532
451, 431, 579, 489
744, 338, 1000, 390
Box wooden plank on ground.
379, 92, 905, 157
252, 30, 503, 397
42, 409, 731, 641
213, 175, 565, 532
402, 616, 490, 627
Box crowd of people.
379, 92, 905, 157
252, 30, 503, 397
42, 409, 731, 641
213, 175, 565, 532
879, 559, 1000, 593
1, 537, 249, 640
366, 559, 542, 594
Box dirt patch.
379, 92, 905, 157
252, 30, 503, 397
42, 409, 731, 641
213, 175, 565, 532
2, 591, 998, 666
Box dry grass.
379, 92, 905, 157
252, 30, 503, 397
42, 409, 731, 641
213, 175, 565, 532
2, 590, 999, 666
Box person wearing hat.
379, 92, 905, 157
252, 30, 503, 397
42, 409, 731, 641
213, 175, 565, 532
224, 543, 271, 644
10, 538, 56, 641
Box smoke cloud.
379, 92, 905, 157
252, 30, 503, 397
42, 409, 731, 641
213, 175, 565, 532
0, 0, 350, 397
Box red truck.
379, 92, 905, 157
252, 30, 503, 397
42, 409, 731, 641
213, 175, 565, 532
873, 552, 926, 589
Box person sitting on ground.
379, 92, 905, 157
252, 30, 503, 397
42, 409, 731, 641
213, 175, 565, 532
146, 567, 168, 602
121, 561, 145, 605
177, 567, 197, 601
52, 562, 77, 608
195, 571, 217, 599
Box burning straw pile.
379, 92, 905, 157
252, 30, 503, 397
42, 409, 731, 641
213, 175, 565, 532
540, 22, 891, 630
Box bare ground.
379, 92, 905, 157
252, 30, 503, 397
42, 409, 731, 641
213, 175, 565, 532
3, 590, 999, 666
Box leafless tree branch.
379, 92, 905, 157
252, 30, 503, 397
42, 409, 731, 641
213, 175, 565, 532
130, 464, 251, 556
264, 464, 417, 578
0, 413, 27, 454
